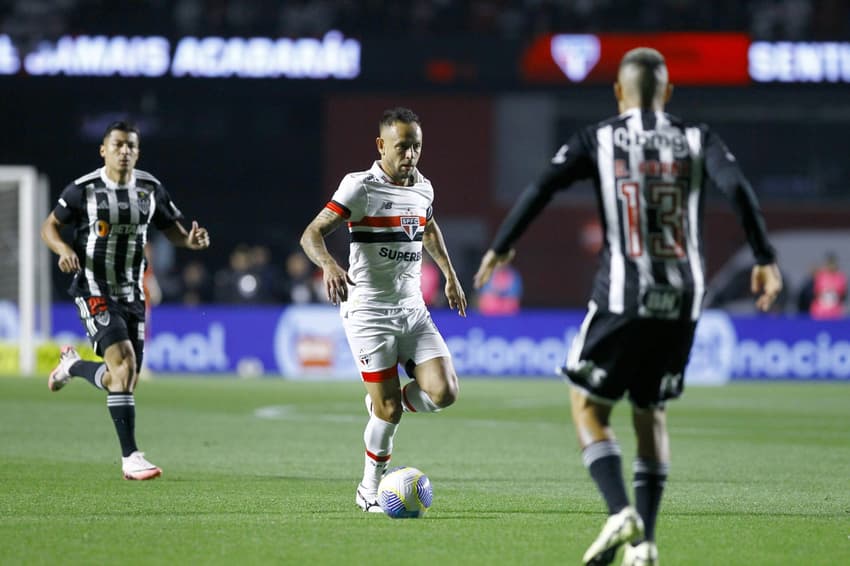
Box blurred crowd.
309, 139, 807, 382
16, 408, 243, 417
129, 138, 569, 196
148, 238, 528, 314
2, 0, 848, 44
154, 243, 328, 306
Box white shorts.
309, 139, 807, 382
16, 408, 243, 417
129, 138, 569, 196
341, 306, 451, 382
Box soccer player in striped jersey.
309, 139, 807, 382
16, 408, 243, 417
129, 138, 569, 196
41, 121, 211, 480
474, 48, 782, 565
300, 107, 467, 512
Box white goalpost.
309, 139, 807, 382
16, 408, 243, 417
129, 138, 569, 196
0, 166, 51, 375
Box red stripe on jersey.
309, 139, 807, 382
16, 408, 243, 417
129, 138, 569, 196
401, 384, 417, 413
348, 215, 428, 228
325, 201, 350, 218
366, 450, 392, 463
361, 367, 399, 382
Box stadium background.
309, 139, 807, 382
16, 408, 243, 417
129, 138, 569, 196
1, 4, 850, 566
1, 0, 849, 378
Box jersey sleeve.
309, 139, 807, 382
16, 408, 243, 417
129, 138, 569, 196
52, 182, 84, 224
151, 183, 185, 229
703, 127, 776, 265
326, 174, 367, 221
489, 128, 595, 254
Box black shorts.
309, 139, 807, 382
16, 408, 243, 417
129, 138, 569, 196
564, 305, 697, 409
73, 295, 146, 371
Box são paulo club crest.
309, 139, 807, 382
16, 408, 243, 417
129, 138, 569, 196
400, 215, 419, 240
359, 351, 371, 367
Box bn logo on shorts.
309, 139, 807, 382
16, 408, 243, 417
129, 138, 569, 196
400, 216, 420, 240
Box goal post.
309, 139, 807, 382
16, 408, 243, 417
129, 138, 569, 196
0, 166, 51, 376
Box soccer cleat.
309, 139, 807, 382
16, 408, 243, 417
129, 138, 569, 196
122, 451, 163, 481
583, 506, 644, 566
621, 541, 659, 566
48, 345, 81, 392
355, 484, 383, 513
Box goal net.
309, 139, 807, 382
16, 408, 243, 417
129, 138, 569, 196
0, 166, 51, 375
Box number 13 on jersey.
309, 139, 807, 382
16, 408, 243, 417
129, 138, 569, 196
618, 181, 686, 259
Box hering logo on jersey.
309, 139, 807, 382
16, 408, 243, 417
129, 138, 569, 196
400, 215, 420, 240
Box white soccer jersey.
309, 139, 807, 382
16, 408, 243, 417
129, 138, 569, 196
326, 161, 434, 310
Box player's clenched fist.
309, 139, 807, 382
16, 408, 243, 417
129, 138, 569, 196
57, 249, 81, 273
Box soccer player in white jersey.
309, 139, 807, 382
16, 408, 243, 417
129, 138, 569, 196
41, 121, 210, 480
300, 107, 467, 512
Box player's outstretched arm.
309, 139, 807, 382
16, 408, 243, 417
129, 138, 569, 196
473, 249, 516, 289
300, 208, 352, 305
423, 218, 466, 317
163, 220, 211, 250
751, 263, 783, 312
40, 212, 80, 273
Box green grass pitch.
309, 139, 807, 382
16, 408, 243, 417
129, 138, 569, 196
0, 376, 848, 565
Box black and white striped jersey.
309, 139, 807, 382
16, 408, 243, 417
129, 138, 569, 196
53, 167, 183, 302
489, 108, 776, 320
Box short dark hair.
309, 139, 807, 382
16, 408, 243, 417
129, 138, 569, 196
379, 107, 420, 132
619, 47, 666, 72
102, 120, 140, 142
618, 48, 667, 107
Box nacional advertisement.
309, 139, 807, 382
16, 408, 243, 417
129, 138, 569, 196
3, 302, 849, 382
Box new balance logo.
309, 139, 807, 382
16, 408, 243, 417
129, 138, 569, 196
381, 201, 393, 209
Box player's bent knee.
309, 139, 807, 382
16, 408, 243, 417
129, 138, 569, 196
431, 375, 459, 408
373, 397, 403, 422
107, 357, 137, 392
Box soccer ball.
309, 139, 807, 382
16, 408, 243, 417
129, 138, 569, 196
377, 466, 432, 518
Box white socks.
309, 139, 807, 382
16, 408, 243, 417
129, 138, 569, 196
361, 414, 398, 494
401, 381, 441, 413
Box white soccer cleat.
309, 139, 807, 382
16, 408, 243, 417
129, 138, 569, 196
48, 345, 81, 392
621, 541, 658, 566
355, 484, 383, 513
122, 451, 163, 481
583, 506, 644, 566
